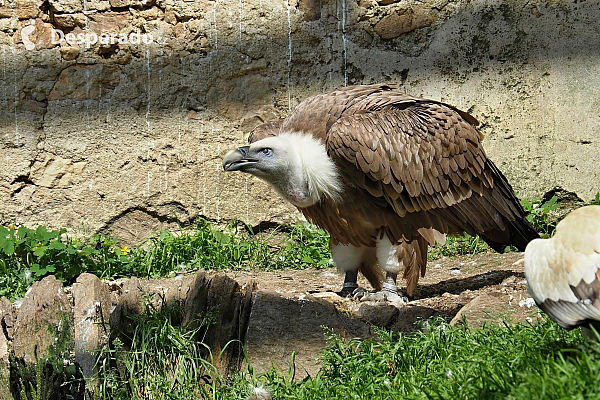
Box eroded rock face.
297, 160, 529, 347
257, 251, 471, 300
0, 0, 599, 243
11, 276, 73, 365
244, 290, 375, 378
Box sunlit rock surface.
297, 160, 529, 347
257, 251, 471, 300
1, 0, 599, 242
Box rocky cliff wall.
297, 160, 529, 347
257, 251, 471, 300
1, 0, 599, 242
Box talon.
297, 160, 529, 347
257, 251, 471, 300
358, 289, 408, 303
337, 280, 359, 297
381, 289, 408, 303
352, 287, 368, 300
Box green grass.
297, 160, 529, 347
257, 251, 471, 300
428, 233, 490, 260
132, 220, 332, 278
0, 219, 332, 301
95, 299, 221, 400
247, 318, 600, 400
91, 304, 600, 400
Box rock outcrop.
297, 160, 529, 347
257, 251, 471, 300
0, 272, 379, 397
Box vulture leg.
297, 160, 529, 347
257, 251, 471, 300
341, 269, 359, 296
382, 272, 399, 292
331, 242, 381, 297
355, 235, 410, 303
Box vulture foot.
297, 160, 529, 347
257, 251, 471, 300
355, 289, 408, 303
338, 283, 361, 297
351, 287, 368, 300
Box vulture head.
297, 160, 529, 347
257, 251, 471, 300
524, 205, 600, 336
223, 132, 342, 208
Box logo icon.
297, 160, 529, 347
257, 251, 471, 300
21, 20, 36, 50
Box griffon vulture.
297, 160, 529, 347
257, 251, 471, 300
525, 205, 600, 334
223, 84, 539, 301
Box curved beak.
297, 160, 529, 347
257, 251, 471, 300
222, 146, 257, 171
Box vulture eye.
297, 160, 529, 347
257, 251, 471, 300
261, 148, 273, 156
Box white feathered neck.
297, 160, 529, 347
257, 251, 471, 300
255, 132, 343, 207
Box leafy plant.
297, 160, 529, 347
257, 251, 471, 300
521, 195, 560, 237
129, 219, 332, 277
277, 223, 332, 269
129, 219, 275, 277
0, 225, 133, 300
590, 192, 600, 206
0, 218, 335, 300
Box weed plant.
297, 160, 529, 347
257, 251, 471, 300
0, 220, 331, 301
129, 220, 332, 278
0, 225, 133, 300
520, 195, 560, 237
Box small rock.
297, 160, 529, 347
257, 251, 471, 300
49, 0, 83, 14
311, 292, 341, 302
59, 45, 79, 60
53, 12, 86, 28
450, 292, 513, 328
373, 7, 435, 39
355, 301, 400, 327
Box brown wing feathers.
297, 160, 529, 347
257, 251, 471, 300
326, 93, 538, 252
248, 120, 282, 143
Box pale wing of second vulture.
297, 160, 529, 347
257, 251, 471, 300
525, 205, 600, 331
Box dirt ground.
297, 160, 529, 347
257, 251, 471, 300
223, 251, 541, 330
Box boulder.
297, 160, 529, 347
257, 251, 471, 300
73, 273, 111, 381
12, 276, 73, 365
450, 292, 514, 328
244, 290, 374, 378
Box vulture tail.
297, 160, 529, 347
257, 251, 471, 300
477, 160, 540, 252
397, 235, 429, 297
480, 218, 539, 253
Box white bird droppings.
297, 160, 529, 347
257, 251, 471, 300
519, 298, 536, 308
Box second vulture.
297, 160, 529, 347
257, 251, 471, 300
525, 205, 600, 334
223, 84, 539, 301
